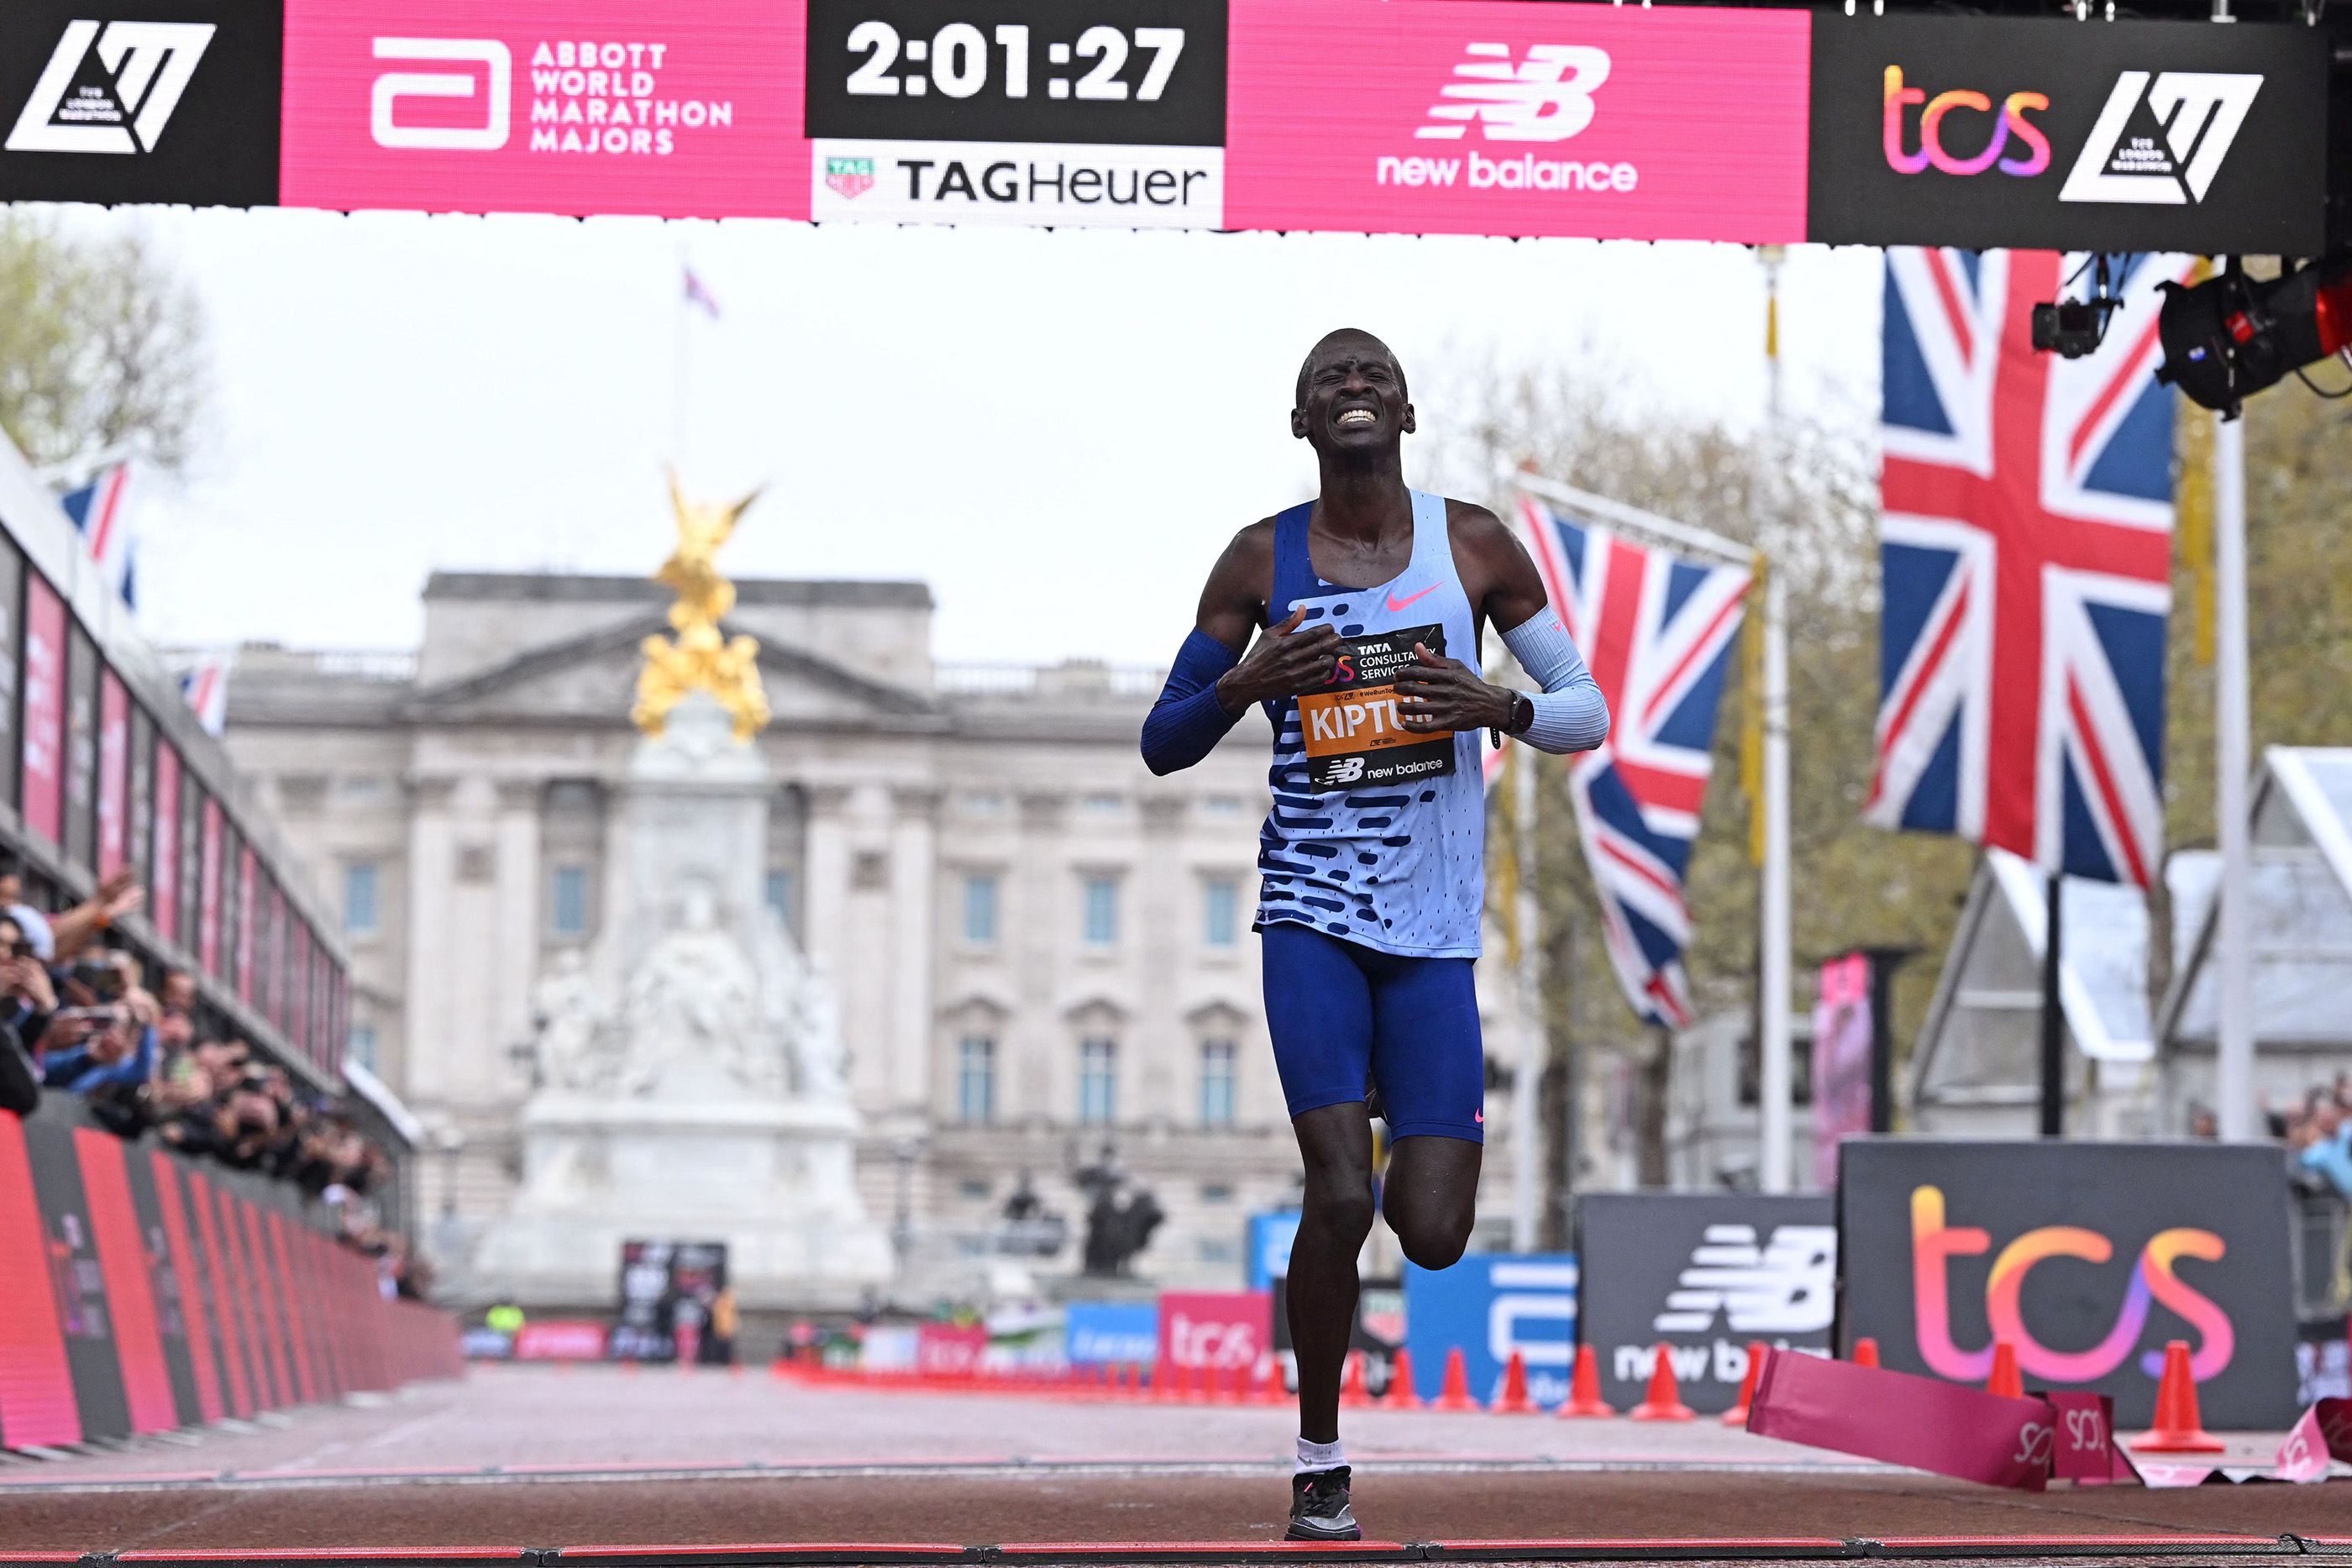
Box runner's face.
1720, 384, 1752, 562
1294, 343, 1413, 454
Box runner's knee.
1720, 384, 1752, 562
1302, 1179, 1377, 1251
1392, 1211, 1472, 1271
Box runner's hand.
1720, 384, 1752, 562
1395, 643, 1515, 733
1215, 606, 1340, 713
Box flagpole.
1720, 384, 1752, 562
1511, 743, 1542, 1250
2213, 403, 2255, 1141
671, 248, 690, 473
1758, 567, 1793, 1193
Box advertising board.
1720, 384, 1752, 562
1244, 1208, 1299, 1292
1402, 1251, 1577, 1408
281, 0, 807, 218
1578, 1193, 1835, 1417
1808, 13, 2330, 254
1156, 1289, 1271, 1373
0, 0, 282, 206
1065, 1301, 1158, 1366
1838, 1139, 2297, 1429
1224, 0, 1810, 243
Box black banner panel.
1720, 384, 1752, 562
0, 0, 283, 206
1577, 1193, 1835, 1416
1808, 13, 2331, 254
1838, 1139, 2297, 1429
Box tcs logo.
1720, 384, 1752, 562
1166, 1308, 1262, 1369
1910, 1186, 2231, 1387
1881, 66, 2050, 178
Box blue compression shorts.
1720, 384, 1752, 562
1260, 920, 1485, 1142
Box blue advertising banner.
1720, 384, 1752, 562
1245, 1209, 1301, 1292
1065, 1302, 1158, 1366
1403, 1252, 1578, 1408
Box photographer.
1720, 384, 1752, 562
0, 915, 43, 1117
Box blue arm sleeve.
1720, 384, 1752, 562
1499, 611, 1611, 755
1140, 629, 1245, 776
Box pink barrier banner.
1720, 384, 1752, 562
2044, 1391, 2130, 1485
1223, 0, 1809, 243
513, 1320, 608, 1361
1746, 1348, 2051, 1490
281, 0, 809, 219
1158, 1290, 1273, 1373
914, 1323, 988, 1377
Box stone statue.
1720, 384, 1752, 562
632, 473, 770, 743
531, 948, 606, 1093
619, 880, 778, 1098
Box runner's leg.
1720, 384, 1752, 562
1262, 923, 1378, 1445
1368, 952, 1484, 1268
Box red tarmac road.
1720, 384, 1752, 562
3, 1367, 2346, 1564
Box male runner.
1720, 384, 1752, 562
1140, 329, 1609, 1541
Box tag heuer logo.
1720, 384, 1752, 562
7, 18, 217, 155
826, 156, 875, 199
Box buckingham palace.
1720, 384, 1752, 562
214, 566, 1528, 1304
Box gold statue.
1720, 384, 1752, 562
632, 472, 771, 742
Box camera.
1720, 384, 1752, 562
2030, 297, 2119, 359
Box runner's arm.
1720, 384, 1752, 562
1139, 527, 1265, 776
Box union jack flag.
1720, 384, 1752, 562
59, 460, 136, 610
1870, 249, 2187, 886
1518, 495, 1749, 1028
177, 653, 230, 737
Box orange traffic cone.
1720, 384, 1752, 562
1630, 1344, 1694, 1422
1851, 1337, 1880, 1368
1560, 1344, 1615, 1418
1987, 1340, 2023, 1400
1494, 1349, 1533, 1413
1434, 1347, 1478, 1412
1157, 1361, 1182, 1403
1383, 1349, 1423, 1409
1722, 1342, 1766, 1426
1340, 1350, 1373, 1408
2132, 1340, 2225, 1453
1257, 1356, 1287, 1406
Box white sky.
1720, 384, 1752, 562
65, 206, 1883, 669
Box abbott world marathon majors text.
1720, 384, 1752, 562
893, 157, 1214, 209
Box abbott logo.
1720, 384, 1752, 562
1652, 1224, 1835, 1335
1417, 43, 1609, 143
7, 19, 215, 155
2061, 70, 2260, 206
372, 37, 511, 151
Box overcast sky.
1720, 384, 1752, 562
63, 206, 1882, 669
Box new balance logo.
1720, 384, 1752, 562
1417, 43, 1609, 144
2060, 71, 2261, 207
1652, 1224, 1835, 1335
7, 19, 215, 155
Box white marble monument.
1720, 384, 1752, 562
471, 487, 890, 1308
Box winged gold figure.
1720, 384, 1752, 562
632, 472, 771, 742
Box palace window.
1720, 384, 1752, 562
1078, 1036, 1117, 1125
958, 1036, 995, 1125
1081, 875, 1119, 947
1200, 1039, 1237, 1129
963, 873, 1000, 946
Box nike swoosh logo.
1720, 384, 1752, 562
1385, 584, 1439, 613
1473, 1109, 1484, 1125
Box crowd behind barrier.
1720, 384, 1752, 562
0, 856, 423, 1300
0, 1094, 459, 1452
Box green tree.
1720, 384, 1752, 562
0, 217, 207, 475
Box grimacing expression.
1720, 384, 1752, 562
1292, 333, 1414, 453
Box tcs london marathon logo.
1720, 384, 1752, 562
7, 18, 215, 154
1882, 63, 2262, 205
1380, 42, 1635, 197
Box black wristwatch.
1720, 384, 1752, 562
1505, 692, 1536, 737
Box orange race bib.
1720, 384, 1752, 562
1296, 623, 1457, 789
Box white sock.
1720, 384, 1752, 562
1295, 1436, 1346, 1475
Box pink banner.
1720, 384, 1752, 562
96, 673, 129, 880
915, 1322, 989, 1377
1224, 0, 1808, 242
513, 1320, 609, 1361
18, 576, 65, 847
281, 0, 808, 219
1746, 1348, 2051, 1491
198, 798, 224, 978
152, 744, 182, 945
237, 846, 259, 1001
1811, 953, 1873, 1188
1157, 1290, 1273, 1372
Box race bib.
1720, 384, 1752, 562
1297, 624, 1457, 789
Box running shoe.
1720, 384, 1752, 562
1287, 1465, 1359, 1542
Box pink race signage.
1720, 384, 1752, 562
18, 577, 64, 848
280, 0, 809, 220
1157, 1290, 1273, 1373
1223, 0, 1809, 243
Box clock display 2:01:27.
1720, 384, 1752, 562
841, 19, 1186, 102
